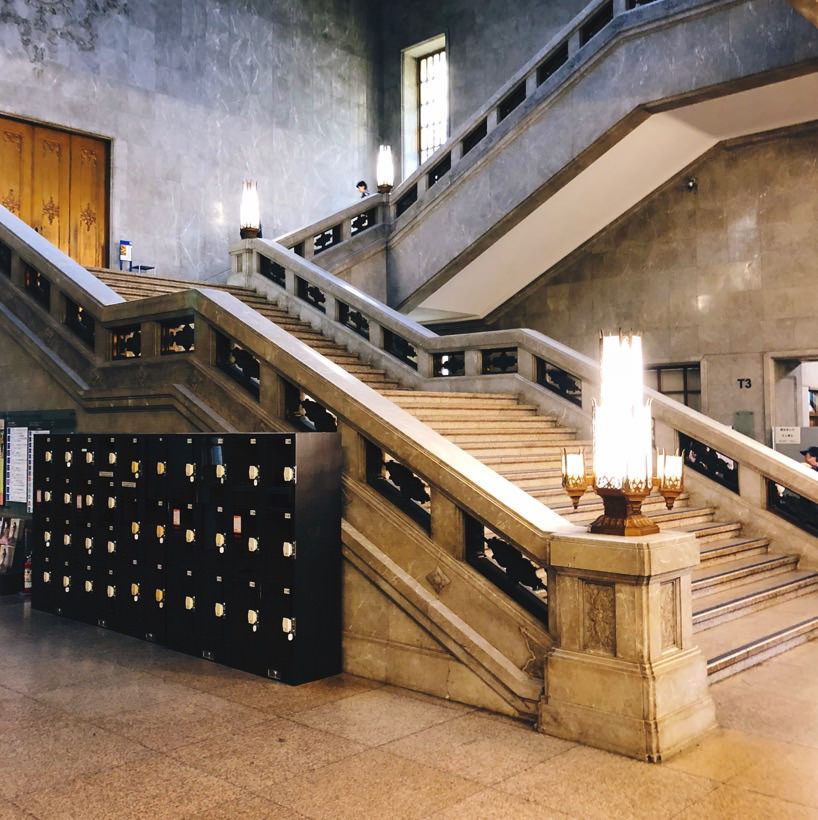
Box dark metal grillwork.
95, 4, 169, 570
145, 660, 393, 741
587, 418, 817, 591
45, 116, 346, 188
482, 348, 518, 375
498, 81, 526, 122
216, 333, 260, 399
395, 185, 418, 219
433, 352, 465, 377
536, 358, 582, 406
350, 208, 377, 236
24, 266, 50, 309
338, 302, 370, 339
383, 329, 418, 370
580, 0, 614, 46
465, 516, 548, 625
767, 480, 818, 538
679, 433, 739, 493
427, 153, 451, 189
285, 382, 338, 432
259, 256, 286, 287
537, 42, 569, 85
295, 276, 326, 313
365, 441, 431, 531
160, 316, 195, 355
461, 119, 488, 157
64, 299, 95, 348
313, 225, 341, 255
111, 324, 142, 360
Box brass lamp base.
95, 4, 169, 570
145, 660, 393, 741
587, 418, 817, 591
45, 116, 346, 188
589, 486, 659, 536
377, 184, 393, 194
240, 226, 260, 239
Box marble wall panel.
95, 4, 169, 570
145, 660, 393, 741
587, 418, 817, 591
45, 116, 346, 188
493, 124, 818, 441
0, 0, 380, 280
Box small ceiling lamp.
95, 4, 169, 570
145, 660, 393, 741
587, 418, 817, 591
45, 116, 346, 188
376, 145, 394, 194
240, 180, 260, 239
561, 332, 684, 536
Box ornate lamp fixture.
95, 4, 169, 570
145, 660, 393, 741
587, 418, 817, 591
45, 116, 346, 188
376, 145, 394, 193
239, 180, 260, 239
561, 332, 684, 536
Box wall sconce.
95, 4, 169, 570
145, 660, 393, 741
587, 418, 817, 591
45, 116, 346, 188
561, 332, 685, 536
240, 180, 260, 239
376, 145, 394, 194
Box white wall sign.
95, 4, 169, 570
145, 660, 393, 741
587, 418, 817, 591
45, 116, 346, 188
774, 426, 801, 444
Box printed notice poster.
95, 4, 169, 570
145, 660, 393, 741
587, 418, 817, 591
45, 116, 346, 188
0, 419, 5, 507
6, 426, 29, 504
28, 430, 49, 513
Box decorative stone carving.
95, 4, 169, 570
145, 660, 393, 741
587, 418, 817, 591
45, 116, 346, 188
0, 0, 129, 64
519, 626, 546, 679
661, 579, 679, 651
425, 566, 450, 595
583, 581, 616, 655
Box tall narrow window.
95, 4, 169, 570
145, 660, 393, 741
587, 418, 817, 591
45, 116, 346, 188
645, 363, 702, 411
418, 48, 448, 165
401, 34, 448, 178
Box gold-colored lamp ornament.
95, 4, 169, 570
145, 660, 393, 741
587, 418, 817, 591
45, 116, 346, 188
560, 332, 685, 536
239, 179, 261, 239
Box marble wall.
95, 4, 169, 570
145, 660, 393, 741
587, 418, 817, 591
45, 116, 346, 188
490, 124, 818, 442
379, 0, 588, 179
0, 0, 380, 280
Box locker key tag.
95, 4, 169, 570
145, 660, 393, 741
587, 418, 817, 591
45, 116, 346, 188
248, 465, 259, 485
283, 466, 295, 483
247, 610, 259, 632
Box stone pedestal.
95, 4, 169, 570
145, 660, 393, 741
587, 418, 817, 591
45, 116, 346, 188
538, 530, 716, 761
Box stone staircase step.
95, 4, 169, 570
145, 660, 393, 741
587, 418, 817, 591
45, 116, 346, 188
554, 497, 702, 524
692, 553, 799, 596
423, 420, 568, 435
409, 408, 541, 420
676, 520, 744, 544
382, 391, 523, 407
695, 593, 818, 682
693, 569, 818, 630
699, 536, 771, 566
461, 442, 588, 458
442, 428, 579, 442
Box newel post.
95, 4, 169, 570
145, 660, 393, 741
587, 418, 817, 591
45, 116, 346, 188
539, 530, 716, 761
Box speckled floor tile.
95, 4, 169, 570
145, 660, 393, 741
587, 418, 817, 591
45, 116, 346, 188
0, 799, 35, 820
384, 711, 574, 784
494, 745, 718, 819
180, 795, 307, 819
272, 748, 482, 819
727, 745, 818, 809
291, 686, 464, 746
95, 687, 270, 751
435, 788, 575, 819
18, 755, 244, 820
171, 716, 367, 794
677, 783, 818, 819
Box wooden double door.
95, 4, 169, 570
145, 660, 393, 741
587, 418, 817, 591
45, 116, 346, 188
0, 115, 108, 268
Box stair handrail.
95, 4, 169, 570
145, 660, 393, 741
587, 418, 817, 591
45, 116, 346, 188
231, 238, 818, 527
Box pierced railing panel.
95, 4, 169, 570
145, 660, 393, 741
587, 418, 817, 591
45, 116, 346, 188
465, 515, 548, 625
350, 208, 377, 237
395, 184, 418, 219
537, 357, 582, 406
259, 255, 286, 287
313, 225, 341, 255
433, 351, 465, 378
580, 0, 614, 45
111, 324, 141, 360
498, 81, 527, 122
679, 433, 739, 493
537, 42, 569, 85
767, 480, 818, 538
383, 329, 418, 370
482, 347, 518, 375
338, 301, 370, 340
427, 153, 452, 189
0, 240, 10, 277
284, 382, 338, 432
461, 119, 488, 157
296, 275, 326, 313
216, 332, 260, 399
160, 316, 195, 355
366, 441, 431, 531
64, 298, 95, 348
24, 266, 50, 309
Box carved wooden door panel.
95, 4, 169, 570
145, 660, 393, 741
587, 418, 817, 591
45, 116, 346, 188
0, 119, 33, 223
69, 134, 107, 268
0, 114, 108, 268
32, 127, 71, 252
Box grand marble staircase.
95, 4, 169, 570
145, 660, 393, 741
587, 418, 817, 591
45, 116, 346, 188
97, 269, 818, 682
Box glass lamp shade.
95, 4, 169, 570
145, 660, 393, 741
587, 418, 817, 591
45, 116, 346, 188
240, 180, 260, 238
376, 145, 394, 192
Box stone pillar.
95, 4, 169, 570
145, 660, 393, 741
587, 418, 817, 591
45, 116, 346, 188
430, 487, 466, 560
539, 530, 716, 761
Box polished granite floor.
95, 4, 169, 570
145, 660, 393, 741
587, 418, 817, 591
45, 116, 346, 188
1, 595, 817, 820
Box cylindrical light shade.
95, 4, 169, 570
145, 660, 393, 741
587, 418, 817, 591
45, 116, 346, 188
240, 180, 260, 238
593, 332, 653, 491
376, 145, 394, 191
